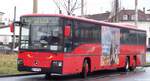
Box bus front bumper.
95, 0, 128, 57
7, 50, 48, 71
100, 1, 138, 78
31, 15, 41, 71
17, 61, 63, 74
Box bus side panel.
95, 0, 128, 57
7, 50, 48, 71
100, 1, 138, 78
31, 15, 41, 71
88, 44, 102, 72
62, 44, 101, 75
119, 44, 146, 67
136, 45, 146, 66
63, 55, 102, 75
118, 55, 126, 68
127, 45, 146, 66
136, 54, 146, 66
90, 55, 101, 71
63, 54, 84, 75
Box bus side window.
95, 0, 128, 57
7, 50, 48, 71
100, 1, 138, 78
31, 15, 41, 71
120, 29, 129, 44
64, 19, 74, 52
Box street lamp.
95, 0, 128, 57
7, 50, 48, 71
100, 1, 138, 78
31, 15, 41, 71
33, 0, 38, 13
135, 0, 138, 26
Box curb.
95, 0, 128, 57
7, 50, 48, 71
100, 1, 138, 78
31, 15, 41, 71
0, 73, 42, 78
143, 65, 150, 67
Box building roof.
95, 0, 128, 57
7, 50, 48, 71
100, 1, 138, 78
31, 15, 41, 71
146, 14, 150, 20
85, 12, 110, 21
85, 9, 150, 22
119, 10, 147, 21
0, 26, 19, 35
0, 12, 5, 15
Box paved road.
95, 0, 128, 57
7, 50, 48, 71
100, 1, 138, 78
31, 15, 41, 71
0, 67, 148, 81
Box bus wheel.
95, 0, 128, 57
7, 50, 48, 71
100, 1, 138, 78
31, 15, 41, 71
81, 60, 89, 78
118, 58, 130, 72
129, 58, 136, 71
124, 58, 130, 72
45, 73, 51, 79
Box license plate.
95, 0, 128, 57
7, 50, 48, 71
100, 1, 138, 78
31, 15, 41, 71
31, 68, 41, 72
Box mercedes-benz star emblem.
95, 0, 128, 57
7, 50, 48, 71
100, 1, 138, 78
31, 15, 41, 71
34, 60, 38, 65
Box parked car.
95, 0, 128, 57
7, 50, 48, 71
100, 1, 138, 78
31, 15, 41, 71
13, 46, 19, 52
0, 45, 11, 54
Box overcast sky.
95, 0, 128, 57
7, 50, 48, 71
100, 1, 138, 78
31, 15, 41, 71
0, 0, 150, 21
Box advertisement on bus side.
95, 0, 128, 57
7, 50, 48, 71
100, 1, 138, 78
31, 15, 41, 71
101, 26, 120, 66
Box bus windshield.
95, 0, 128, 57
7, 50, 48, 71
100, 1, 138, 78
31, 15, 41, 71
20, 16, 63, 52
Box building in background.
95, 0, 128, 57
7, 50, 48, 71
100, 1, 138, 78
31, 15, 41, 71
0, 12, 5, 26
0, 25, 19, 48
86, 9, 150, 49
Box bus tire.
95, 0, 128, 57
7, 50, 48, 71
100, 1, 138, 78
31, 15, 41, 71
124, 58, 130, 72
81, 60, 89, 78
45, 73, 51, 79
118, 57, 130, 72
129, 57, 136, 71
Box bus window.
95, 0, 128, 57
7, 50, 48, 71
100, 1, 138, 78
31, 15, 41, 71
63, 19, 74, 52
20, 16, 63, 52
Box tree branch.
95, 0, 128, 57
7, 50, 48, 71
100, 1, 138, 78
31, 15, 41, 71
53, 0, 61, 10
70, 0, 78, 12
52, 0, 81, 15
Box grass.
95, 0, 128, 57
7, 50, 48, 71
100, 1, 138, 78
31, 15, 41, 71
0, 53, 24, 75
146, 52, 150, 64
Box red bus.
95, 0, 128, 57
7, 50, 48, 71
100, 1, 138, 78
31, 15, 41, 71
13, 14, 146, 78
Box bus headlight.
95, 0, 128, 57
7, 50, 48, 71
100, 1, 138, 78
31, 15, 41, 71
58, 62, 62, 67
52, 61, 62, 67
17, 59, 24, 65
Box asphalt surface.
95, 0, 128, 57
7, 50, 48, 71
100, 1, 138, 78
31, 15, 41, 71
0, 67, 148, 81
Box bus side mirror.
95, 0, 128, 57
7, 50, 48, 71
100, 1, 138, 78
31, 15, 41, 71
9, 22, 14, 33
9, 21, 22, 33
64, 25, 71, 37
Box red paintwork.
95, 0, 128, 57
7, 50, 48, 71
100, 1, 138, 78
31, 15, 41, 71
18, 43, 146, 75
119, 44, 146, 67
18, 52, 63, 68
18, 14, 146, 75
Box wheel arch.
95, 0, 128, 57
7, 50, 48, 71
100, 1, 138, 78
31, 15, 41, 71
84, 57, 91, 72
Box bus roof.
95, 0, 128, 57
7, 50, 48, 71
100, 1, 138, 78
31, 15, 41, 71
22, 14, 146, 32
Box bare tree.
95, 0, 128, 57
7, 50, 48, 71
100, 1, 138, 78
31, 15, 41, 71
53, 0, 82, 15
